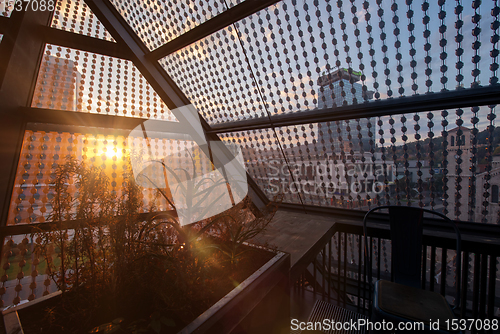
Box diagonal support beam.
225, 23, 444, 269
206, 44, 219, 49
85, 0, 269, 208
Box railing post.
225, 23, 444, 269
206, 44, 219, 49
328, 239, 332, 302
357, 234, 362, 313
472, 252, 481, 319
487, 255, 497, 319
479, 254, 488, 318
430, 246, 436, 291
460, 250, 469, 319
322, 245, 326, 301
422, 245, 427, 290
313, 257, 316, 295
343, 232, 347, 308
441, 247, 447, 296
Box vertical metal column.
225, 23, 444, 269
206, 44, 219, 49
0, 8, 53, 230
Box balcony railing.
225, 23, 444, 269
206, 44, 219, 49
293, 214, 500, 324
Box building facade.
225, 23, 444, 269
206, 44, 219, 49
32, 55, 82, 112
317, 68, 374, 153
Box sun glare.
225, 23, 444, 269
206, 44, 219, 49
83, 137, 125, 161
103, 144, 122, 159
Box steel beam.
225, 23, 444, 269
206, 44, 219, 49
42, 26, 131, 59
0, 9, 53, 227
20, 107, 179, 133
207, 85, 500, 134
85, 0, 269, 208
147, 0, 281, 60
0, 210, 176, 238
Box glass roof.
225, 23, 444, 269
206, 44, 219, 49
4, 0, 499, 224
32, 44, 177, 121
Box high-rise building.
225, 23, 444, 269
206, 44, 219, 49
317, 68, 374, 153
32, 55, 82, 111
317, 68, 373, 108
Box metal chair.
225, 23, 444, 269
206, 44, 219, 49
363, 205, 462, 333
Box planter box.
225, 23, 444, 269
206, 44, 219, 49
180, 251, 290, 334
3, 251, 290, 334
2, 290, 62, 334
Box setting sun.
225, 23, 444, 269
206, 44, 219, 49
102, 144, 122, 159
82, 137, 125, 161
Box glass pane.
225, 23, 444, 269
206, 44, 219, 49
0, 233, 66, 307
51, 0, 115, 42
7, 122, 245, 226
2, 121, 249, 307
219, 104, 499, 224
109, 0, 237, 51
6, 126, 175, 226
31, 44, 177, 121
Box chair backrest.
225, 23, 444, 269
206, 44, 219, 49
363, 205, 462, 309
388, 206, 423, 288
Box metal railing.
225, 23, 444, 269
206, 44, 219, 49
294, 217, 500, 322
